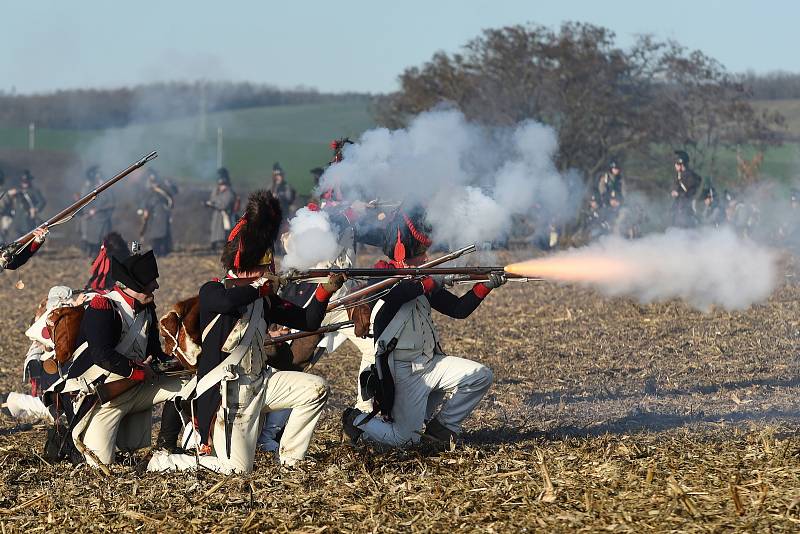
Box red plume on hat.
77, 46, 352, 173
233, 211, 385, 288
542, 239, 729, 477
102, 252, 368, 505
221, 190, 282, 273
382, 207, 432, 263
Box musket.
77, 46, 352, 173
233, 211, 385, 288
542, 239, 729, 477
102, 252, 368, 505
289, 265, 525, 281
265, 321, 354, 345
161, 321, 359, 378
1, 151, 158, 263
326, 244, 477, 311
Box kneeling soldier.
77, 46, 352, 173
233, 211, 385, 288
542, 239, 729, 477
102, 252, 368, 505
60, 246, 185, 467
344, 208, 503, 448
148, 191, 342, 473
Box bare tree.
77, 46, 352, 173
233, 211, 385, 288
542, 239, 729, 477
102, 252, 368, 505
376, 23, 785, 181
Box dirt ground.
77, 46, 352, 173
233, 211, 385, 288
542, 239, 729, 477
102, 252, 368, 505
2, 248, 800, 532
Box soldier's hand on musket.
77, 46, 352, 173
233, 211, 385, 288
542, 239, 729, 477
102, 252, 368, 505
322, 273, 347, 294
268, 324, 290, 338
32, 227, 48, 243
252, 272, 283, 295
6, 188, 16, 196
671, 190, 679, 198
484, 272, 508, 289
133, 355, 155, 381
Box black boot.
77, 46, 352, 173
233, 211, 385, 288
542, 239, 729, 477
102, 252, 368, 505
155, 402, 183, 452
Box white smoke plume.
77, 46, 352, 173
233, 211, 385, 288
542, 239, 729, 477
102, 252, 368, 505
507, 227, 779, 311
282, 207, 341, 269
318, 108, 581, 248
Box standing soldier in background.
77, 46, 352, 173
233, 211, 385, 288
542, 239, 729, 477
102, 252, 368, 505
597, 159, 624, 210
699, 186, 725, 228
670, 151, 701, 228
0, 169, 12, 242
79, 166, 115, 257
206, 168, 236, 252
585, 160, 623, 240
8, 170, 46, 238
779, 188, 800, 250
139, 169, 175, 256
270, 162, 297, 221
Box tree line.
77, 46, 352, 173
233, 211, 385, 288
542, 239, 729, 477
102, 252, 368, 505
0, 82, 372, 130
740, 71, 800, 100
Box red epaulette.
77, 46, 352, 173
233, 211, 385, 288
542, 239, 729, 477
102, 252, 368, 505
211, 277, 221, 282
374, 259, 390, 269
89, 295, 112, 310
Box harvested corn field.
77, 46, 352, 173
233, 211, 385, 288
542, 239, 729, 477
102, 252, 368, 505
1, 250, 800, 532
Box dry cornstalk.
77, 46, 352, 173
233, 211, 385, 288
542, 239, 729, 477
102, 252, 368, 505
536, 449, 557, 503
729, 481, 745, 516
667, 476, 698, 518
0, 493, 47, 515
200, 477, 229, 501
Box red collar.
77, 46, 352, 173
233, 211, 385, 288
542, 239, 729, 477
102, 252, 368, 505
114, 287, 141, 311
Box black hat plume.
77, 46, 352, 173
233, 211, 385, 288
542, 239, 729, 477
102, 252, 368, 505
221, 190, 282, 272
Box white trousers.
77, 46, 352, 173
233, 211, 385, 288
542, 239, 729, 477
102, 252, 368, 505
5, 392, 53, 422
357, 353, 493, 448
76, 375, 185, 466
257, 308, 374, 449
149, 369, 328, 474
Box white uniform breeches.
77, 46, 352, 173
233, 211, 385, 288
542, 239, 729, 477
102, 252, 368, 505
76, 375, 185, 466
148, 370, 329, 474
357, 353, 493, 448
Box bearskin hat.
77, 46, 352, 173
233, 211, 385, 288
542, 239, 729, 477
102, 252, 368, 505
381, 206, 432, 263
221, 190, 282, 273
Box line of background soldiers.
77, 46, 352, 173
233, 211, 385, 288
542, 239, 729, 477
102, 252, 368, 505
583, 150, 773, 243
3, 150, 800, 257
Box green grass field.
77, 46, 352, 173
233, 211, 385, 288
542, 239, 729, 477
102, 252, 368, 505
1, 98, 798, 195
0, 100, 377, 194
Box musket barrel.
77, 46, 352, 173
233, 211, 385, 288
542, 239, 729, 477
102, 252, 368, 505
293, 265, 508, 280
327, 244, 477, 310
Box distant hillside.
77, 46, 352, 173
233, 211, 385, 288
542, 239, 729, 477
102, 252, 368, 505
0, 100, 377, 194
753, 99, 800, 140
0, 81, 373, 129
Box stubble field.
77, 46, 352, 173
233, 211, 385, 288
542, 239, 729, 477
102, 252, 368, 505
1, 249, 800, 532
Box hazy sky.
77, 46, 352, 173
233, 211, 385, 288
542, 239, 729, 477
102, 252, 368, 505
4, 0, 797, 95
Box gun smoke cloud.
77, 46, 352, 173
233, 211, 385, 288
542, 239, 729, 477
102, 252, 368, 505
282, 207, 341, 270
318, 109, 581, 248
506, 227, 779, 311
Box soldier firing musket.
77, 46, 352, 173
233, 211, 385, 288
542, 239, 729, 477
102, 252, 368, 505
0, 151, 158, 272
337, 205, 508, 450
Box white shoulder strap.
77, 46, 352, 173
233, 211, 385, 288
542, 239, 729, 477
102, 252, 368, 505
194, 299, 263, 398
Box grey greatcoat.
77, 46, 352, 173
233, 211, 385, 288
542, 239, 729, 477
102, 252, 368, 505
79, 182, 115, 246
142, 186, 173, 241
207, 186, 236, 244
10, 185, 46, 236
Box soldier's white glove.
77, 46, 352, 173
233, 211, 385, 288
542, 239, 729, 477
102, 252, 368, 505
483, 272, 507, 289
